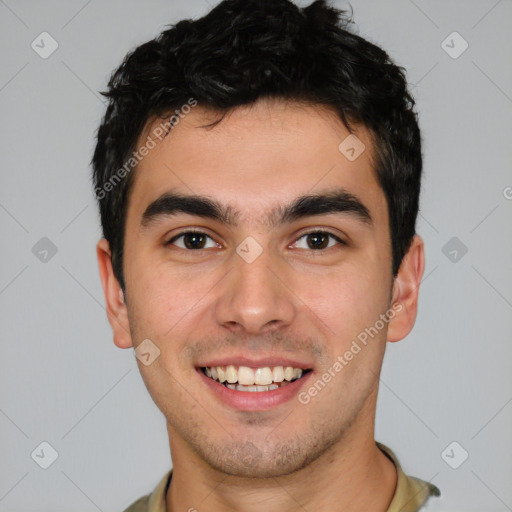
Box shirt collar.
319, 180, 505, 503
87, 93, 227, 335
376, 442, 440, 511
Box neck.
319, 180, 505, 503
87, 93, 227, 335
165, 410, 397, 512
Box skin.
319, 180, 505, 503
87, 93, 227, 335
97, 97, 425, 512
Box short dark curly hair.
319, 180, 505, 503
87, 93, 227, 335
92, 0, 422, 294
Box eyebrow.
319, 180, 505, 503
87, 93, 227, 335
140, 187, 373, 231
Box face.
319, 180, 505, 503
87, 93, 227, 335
97, 98, 423, 478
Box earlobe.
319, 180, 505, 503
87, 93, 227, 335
386, 235, 425, 343
96, 238, 133, 349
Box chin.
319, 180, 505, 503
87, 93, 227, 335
198, 437, 328, 479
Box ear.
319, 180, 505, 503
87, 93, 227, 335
96, 238, 133, 349
387, 234, 425, 343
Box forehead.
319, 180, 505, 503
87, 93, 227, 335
126, 98, 386, 229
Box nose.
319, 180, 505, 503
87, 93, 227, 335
214, 247, 296, 335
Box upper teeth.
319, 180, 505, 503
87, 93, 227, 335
204, 365, 303, 385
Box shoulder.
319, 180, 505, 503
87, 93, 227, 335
122, 469, 173, 512
123, 494, 150, 512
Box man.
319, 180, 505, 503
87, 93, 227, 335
92, 0, 441, 510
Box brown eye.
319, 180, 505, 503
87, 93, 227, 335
166, 231, 218, 250
293, 231, 345, 251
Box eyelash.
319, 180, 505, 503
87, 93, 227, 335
165, 229, 347, 252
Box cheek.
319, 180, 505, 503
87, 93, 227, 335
297, 265, 387, 343
125, 258, 222, 367
127, 256, 203, 323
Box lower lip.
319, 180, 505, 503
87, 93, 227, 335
197, 368, 313, 411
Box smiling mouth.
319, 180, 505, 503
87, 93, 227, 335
200, 365, 312, 392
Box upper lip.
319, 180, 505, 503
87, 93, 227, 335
196, 356, 313, 370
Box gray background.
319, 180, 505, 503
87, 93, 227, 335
1, 0, 511, 511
